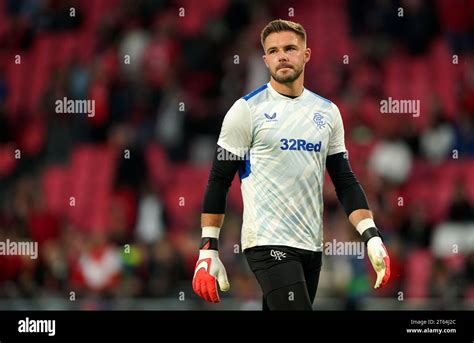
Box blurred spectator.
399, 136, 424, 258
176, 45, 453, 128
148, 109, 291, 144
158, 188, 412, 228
399, 0, 439, 55
68, 58, 90, 100
40, 239, 68, 293
0, 68, 7, 107
70, 231, 122, 295
448, 183, 474, 222
146, 238, 187, 297
34, 0, 83, 32
369, 139, 413, 184
118, 24, 150, 80
110, 123, 145, 189
436, 0, 474, 54
465, 252, 474, 284
420, 110, 455, 162
109, 187, 137, 244
453, 112, 474, 157
399, 203, 433, 248
154, 85, 187, 159
429, 258, 451, 308
141, 17, 180, 91
135, 188, 165, 244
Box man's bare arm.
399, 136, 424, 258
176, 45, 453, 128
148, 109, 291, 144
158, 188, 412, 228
201, 213, 225, 228
348, 209, 373, 228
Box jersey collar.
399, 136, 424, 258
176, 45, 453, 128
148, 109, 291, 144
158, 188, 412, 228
267, 82, 307, 101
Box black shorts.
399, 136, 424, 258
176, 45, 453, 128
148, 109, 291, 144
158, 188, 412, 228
244, 245, 322, 311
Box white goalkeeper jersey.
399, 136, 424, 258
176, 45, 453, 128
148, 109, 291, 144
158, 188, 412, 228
217, 82, 346, 252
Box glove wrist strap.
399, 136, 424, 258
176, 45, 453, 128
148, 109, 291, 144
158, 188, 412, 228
357, 218, 383, 244
200, 237, 219, 251
361, 227, 381, 245
200, 226, 220, 250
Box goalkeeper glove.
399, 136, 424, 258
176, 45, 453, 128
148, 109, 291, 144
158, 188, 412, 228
192, 227, 230, 303
357, 219, 391, 289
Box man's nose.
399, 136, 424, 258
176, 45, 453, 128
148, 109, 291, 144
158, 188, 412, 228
277, 51, 289, 61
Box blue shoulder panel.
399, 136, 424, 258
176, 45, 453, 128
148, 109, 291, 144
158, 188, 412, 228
242, 84, 268, 101
307, 89, 332, 104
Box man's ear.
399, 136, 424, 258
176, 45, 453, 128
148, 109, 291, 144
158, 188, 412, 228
304, 48, 311, 63
262, 54, 269, 68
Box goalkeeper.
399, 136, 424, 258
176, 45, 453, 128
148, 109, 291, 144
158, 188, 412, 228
192, 19, 390, 310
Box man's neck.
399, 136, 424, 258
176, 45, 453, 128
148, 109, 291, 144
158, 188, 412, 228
270, 77, 304, 97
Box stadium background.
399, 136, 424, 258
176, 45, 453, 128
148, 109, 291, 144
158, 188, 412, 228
0, 0, 473, 310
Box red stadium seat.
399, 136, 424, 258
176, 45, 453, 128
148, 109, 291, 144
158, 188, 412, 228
145, 143, 171, 194
65, 145, 117, 231
42, 166, 68, 216
29, 34, 56, 111
54, 33, 78, 68
405, 249, 433, 299
409, 59, 431, 130
0, 144, 17, 178
429, 38, 460, 119
383, 54, 410, 100
465, 286, 474, 301
163, 163, 209, 231
6, 52, 30, 115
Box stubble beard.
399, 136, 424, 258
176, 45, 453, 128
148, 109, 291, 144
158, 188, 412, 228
271, 66, 303, 84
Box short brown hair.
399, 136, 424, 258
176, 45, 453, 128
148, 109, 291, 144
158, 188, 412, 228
260, 19, 306, 48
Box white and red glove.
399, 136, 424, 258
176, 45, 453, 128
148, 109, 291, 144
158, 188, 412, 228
192, 227, 230, 303
357, 219, 391, 289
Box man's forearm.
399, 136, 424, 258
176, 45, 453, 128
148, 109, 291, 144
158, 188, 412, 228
201, 213, 225, 228
326, 152, 370, 216
348, 209, 373, 228
202, 146, 242, 214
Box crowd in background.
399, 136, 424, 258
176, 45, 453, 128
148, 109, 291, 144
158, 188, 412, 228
0, 0, 473, 309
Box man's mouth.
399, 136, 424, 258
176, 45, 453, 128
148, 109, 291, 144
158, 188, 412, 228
277, 64, 293, 71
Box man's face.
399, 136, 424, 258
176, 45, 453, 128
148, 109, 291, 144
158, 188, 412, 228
262, 31, 311, 84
